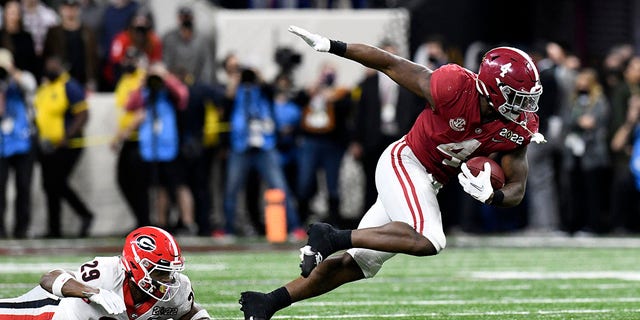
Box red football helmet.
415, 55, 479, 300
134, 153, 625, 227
121, 226, 185, 301
477, 47, 543, 122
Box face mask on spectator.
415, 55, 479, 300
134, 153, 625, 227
44, 70, 60, 81
180, 19, 193, 29
122, 64, 136, 74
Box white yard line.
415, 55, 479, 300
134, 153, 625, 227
471, 270, 640, 281
210, 308, 640, 319
203, 296, 640, 309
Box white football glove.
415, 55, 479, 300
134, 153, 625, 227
86, 288, 126, 315
458, 162, 493, 203
288, 25, 331, 52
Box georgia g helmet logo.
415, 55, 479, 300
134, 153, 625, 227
135, 235, 156, 251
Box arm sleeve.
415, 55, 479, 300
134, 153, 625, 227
126, 89, 144, 111
164, 74, 189, 110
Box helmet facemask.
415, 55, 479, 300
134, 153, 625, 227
496, 83, 542, 121
136, 257, 184, 301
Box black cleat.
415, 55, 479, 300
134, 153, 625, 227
239, 291, 273, 320
299, 223, 338, 277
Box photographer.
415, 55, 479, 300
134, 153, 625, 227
0, 48, 37, 239
296, 62, 353, 228
122, 62, 197, 234
220, 66, 303, 238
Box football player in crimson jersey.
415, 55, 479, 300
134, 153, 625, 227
239, 26, 545, 319
0, 226, 211, 320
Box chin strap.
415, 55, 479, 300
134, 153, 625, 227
513, 116, 547, 144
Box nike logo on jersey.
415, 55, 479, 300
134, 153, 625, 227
491, 138, 505, 143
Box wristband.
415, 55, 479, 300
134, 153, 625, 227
488, 189, 504, 206
329, 40, 347, 56
52, 272, 74, 297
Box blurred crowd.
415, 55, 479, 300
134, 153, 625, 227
0, 0, 639, 240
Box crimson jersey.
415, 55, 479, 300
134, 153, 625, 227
405, 64, 539, 185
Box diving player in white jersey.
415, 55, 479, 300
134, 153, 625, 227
0, 226, 211, 320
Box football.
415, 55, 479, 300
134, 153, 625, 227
465, 156, 506, 189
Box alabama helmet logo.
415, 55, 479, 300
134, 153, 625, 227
500, 62, 512, 77
136, 235, 157, 251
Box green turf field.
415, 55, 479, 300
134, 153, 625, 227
1, 243, 640, 319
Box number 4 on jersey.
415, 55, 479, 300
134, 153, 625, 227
437, 139, 481, 167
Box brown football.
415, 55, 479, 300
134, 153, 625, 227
465, 156, 505, 189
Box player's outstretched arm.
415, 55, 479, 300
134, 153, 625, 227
40, 269, 126, 315
289, 25, 433, 103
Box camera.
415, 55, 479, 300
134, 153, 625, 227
274, 47, 302, 74
240, 68, 258, 84
146, 75, 164, 92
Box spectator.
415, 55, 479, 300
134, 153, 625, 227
523, 43, 568, 235
297, 62, 352, 228
78, 0, 105, 34
611, 90, 640, 206
525, 42, 579, 234
175, 67, 224, 236
600, 43, 634, 99
241, 72, 303, 237
0, 0, 39, 80
162, 5, 215, 85
220, 67, 303, 238
98, 0, 138, 89
42, 0, 99, 91
110, 47, 149, 228
100, 0, 138, 61
33, 55, 94, 238
413, 34, 448, 70
561, 68, 610, 235
123, 62, 197, 235
608, 56, 640, 233
272, 72, 302, 200
210, 52, 240, 235
349, 42, 423, 216
108, 9, 161, 86
0, 49, 37, 239
21, 0, 59, 56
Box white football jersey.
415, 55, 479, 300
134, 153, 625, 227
51, 256, 195, 320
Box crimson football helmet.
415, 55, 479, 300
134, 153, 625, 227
121, 226, 185, 301
477, 47, 543, 122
